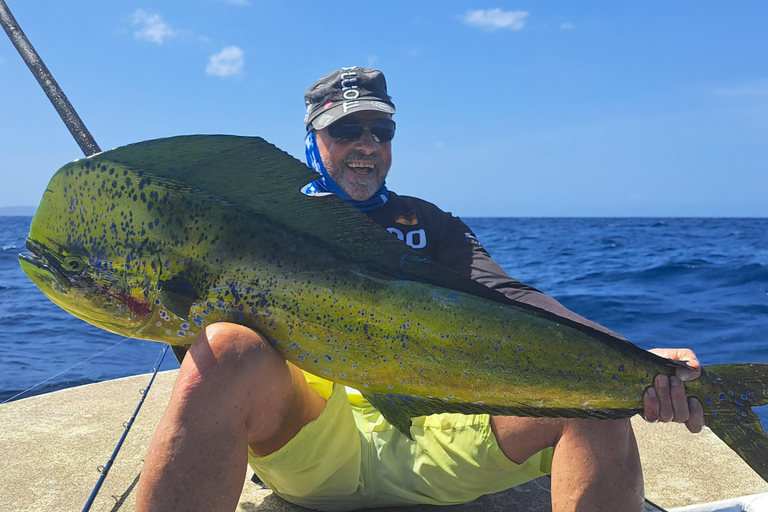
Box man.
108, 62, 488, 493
136, 67, 704, 512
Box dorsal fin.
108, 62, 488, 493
96, 135, 405, 265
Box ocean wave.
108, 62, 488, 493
729, 263, 768, 285
722, 303, 768, 316
568, 261, 768, 289
635, 260, 713, 279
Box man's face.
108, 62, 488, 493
315, 111, 393, 201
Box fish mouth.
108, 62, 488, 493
19, 239, 71, 289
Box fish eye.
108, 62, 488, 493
64, 257, 84, 273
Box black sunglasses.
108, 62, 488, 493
327, 118, 396, 143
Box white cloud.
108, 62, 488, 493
560, 22, 574, 30
132, 9, 176, 44
367, 55, 379, 67
206, 46, 244, 77
462, 9, 528, 32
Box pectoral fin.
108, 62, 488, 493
158, 277, 197, 320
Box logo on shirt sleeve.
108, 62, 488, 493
395, 211, 419, 226
464, 232, 481, 246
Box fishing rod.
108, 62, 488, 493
1, 1, 175, 508
82, 344, 169, 512
2, 0, 191, 363
0, 0, 100, 156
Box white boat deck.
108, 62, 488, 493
1, 370, 766, 511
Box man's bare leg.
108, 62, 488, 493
136, 323, 327, 512
490, 349, 704, 512
491, 416, 643, 512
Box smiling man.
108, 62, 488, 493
308, 113, 392, 201
136, 67, 703, 512
302, 68, 395, 206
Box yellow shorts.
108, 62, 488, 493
247, 375, 553, 512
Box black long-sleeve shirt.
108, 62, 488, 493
365, 192, 624, 340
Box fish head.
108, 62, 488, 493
19, 238, 155, 335
18, 158, 162, 338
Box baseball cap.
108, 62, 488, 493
304, 67, 396, 131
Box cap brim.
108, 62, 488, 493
309, 100, 396, 130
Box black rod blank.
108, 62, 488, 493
0, 0, 101, 157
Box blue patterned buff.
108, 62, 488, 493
302, 131, 389, 212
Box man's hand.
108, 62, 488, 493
642, 348, 705, 433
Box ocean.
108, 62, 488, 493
2, 216, 767, 421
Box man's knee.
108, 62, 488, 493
171, 322, 288, 398
557, 417, 639, 465
590, 417, 636, 445
186, 322, 273, 372
562, 417, 635, 443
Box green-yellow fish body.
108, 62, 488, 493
18, 136, 768, 480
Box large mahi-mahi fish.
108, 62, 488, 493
18, 135, 768, 481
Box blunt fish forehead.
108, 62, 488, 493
20, 159, 167, 335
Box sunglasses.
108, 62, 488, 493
327, 118, 396, 143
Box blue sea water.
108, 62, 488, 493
2, 216, 767, 420
0, 216, 179, 403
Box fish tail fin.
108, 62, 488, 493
700, 363, 768, 482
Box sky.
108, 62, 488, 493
1, 1, 767, 217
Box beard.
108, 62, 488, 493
323, 150, 390, 201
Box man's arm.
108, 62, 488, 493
437, 229, 629, 338
430, 216, 624, 336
